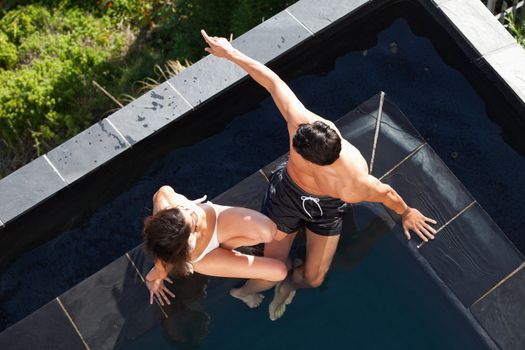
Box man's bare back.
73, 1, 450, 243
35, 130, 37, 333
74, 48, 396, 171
201, 29, 437, 321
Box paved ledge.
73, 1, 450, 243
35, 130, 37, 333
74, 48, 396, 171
428, 0, 525, 107
435, 0, 516, 56
471, 263, 525, 350
167, 10, 312, 108
483, 43, 525, 106
0, 156, 67, 223
287, 0, 369, 34
107, 81, 193, 146
2, 0, 524, 265
45, 119, 130, 185
0, 299, 87, 350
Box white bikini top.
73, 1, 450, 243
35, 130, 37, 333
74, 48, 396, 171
191, 202, 220, 263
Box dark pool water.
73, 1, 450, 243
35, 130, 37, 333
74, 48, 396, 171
123, 204, 491, 350
1, 16, 523, 341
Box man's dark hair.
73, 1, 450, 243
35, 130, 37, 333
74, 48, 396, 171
143, 208, 192, 276
292, 121, 342, 165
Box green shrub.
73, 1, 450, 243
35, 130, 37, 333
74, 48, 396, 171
506, 11, 525, 47
0, 4, 128, 156
0, 31, 17, 69
0, 0, 294, 177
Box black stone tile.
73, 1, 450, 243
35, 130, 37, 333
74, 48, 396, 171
233, 10, 312, 63
380, 144, 474, 242
46, 119, 130, 184
167, 54, 245, 107
335, 94, 378, 169
108, 81, 193, 145
471, 264, 525, 350
260, 153, 289, 180
372, 97, 425, 178
0, 299, 85, 350
168, 11, 311, 108
212, 171, 269, 211
420, 203, 523, 306
0, 156, 67, 223
336, 93, 425, 178
59, 255, 163, 350
287, 0, 369, 34
127, 244, 154, 280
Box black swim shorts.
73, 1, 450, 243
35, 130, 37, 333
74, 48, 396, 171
261, 163, 349, 236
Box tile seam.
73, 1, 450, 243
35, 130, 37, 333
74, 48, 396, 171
417, 200, 477, 249
125, 253, 169, 319
471, 261, 525, 307
284, 9, 315, 36
378, 143, 428, 181
482, 42, 520, 58
105, 118, 132, 148
55, 297, 91, 350
369, 91, 385, 174
43, 154, 69, 185
166, 80, 195, 110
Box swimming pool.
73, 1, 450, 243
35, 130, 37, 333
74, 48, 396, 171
1, 0, 524, 341
123, 204, 492, 350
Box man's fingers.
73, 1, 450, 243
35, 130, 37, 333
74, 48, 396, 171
204, 47, 211, 53
425, 216, 437, 225
149, 291, 154, 305
201, 29, 211, 42
165, 277, 173, 284
413, 227, 428, 242
419, 225, 435, 240
426, 224, 437, 235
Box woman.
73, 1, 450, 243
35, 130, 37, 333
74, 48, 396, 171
143, 185, 288, 308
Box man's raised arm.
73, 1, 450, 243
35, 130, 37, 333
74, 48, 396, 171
201, 30, 312, 128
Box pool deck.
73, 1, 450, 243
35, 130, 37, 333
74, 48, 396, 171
1, 0, 525, 349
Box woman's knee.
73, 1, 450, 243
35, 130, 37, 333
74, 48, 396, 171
269, 261, 288, 282
258, 218, 277, 243
304, 271, 327, 288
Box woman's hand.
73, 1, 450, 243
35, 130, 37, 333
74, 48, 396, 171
146, 267, 175, 305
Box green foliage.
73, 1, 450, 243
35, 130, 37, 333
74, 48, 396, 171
505, 11, 525, 47
0, 0, 293, 177
230, 0, 296, 35
0, 31, 17, 69
0, 4, 128, 160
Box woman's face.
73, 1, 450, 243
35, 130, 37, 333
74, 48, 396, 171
177, 198, 202, 251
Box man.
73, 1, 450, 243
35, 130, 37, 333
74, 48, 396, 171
201, 30, 437, 320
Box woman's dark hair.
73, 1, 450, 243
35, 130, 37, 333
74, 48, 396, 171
292, 121, 342, 165
143, 208, 192, 276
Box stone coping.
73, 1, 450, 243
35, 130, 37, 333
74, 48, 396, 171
3, 92, 521, 349
1, 0, 524, 266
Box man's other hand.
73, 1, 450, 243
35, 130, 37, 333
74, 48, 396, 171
401, 207, 437, 242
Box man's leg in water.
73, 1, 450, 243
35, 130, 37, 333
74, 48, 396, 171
269, 228, 340, 320
230, 230, 296, 302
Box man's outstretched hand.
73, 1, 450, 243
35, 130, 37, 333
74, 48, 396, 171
201, 29, 235, 58
401, 207, 437, 242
